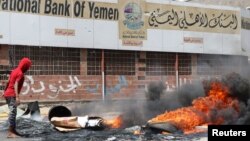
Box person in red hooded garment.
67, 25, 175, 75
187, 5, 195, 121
3, 57, 32, 138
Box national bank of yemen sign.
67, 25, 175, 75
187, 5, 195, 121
0, 0, 240, 34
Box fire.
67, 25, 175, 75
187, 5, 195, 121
133, 130, 141, 135
104, 115, 123, 128
148, 82, 239, 133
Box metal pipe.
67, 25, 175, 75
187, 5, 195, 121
101, 50, 105, 101
175, 53, 179, 88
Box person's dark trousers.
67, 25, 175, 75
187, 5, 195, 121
5, 97, 17, 129
5, 97, 22, 138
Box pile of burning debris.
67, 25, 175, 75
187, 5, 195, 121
47, 72, 250, 135
140, 73, 248, 133
146, 72, 250, 134
1, 72, 250, 140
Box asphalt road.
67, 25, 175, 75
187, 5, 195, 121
0, 131, 43, 141
0, 120, 209, 141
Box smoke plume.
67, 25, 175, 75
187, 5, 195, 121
69, 72, 250, 127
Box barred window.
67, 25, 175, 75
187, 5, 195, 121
0, 69, 10, 90
10, 46, 80, 75
87, 49, 102, 75
105, 50, 136, 75
0, 65, 10, 72
146, 52, 192, 76
179, 53, 192, 75
197, 54, 243, 75
87, 49, 136, 75
146, 52, 176, 75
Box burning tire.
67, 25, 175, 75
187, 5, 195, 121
147, 122, 179, 133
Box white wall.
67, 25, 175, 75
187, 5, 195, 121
241, 9, 250, 57
0, 0, 245, 56
0, 11, 10, 44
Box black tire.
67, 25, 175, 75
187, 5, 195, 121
48, 105, 72, 121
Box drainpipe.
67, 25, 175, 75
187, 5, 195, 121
101, 50, 105, 101
175, 53, 179, 88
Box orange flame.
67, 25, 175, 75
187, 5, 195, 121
104, 115, 123, 128
148, 82, 239, 133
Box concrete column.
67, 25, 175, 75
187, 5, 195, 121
0, 45, 10, 65
191, 54, 198, 76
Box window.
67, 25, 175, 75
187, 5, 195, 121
146, 52, 192, 76
179, 53, 192, 75
146, 52, 175, 75
87, 49, 136, 75
87, 49, 102, 75
10, 46, 80, 75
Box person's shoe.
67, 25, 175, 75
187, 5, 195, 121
7, 127, 21, 138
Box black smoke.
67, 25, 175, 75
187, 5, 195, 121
70, 80, 206, 127
235, 100, 250, 125
201, 72, 250, 125
145, 81, 166, 101
69, 72, 250, 127
222, 72, 250, 104
220, 72, 250, 125
176, 81, 205, 107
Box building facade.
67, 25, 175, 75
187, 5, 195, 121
0, 0, 250, 102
